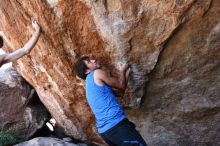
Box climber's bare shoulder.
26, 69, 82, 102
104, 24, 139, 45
94, 69, 120, 89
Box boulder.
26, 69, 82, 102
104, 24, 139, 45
0, 67, 49, 144
15, 137, 86, 146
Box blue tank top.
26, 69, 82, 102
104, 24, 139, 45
86, 70, 126, 133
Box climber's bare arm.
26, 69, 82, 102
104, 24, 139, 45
3, 20, 41, 64
95, 64, 130, 91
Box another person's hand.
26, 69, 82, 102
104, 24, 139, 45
32, 20, 40, 31
118, 62, 129, 72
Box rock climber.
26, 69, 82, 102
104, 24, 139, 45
74, 56, 147, 146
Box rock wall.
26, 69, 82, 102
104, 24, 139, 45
0, 0, 219, 145
0, 67, 49, 139
127, 1, 220, 145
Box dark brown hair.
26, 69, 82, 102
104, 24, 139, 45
74, 56, 89, 80
0, 36, 3, 48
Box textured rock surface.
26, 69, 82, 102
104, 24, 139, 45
0, 0, 219, 145
0, 67, 49, 138
15, 137, 85, 146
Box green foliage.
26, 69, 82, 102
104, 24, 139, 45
0, 123, 27, 146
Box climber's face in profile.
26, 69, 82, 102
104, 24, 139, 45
84, 59, 100, 74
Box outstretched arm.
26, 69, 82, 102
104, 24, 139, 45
3, 20, 41, 64
117, 63, 130, 91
